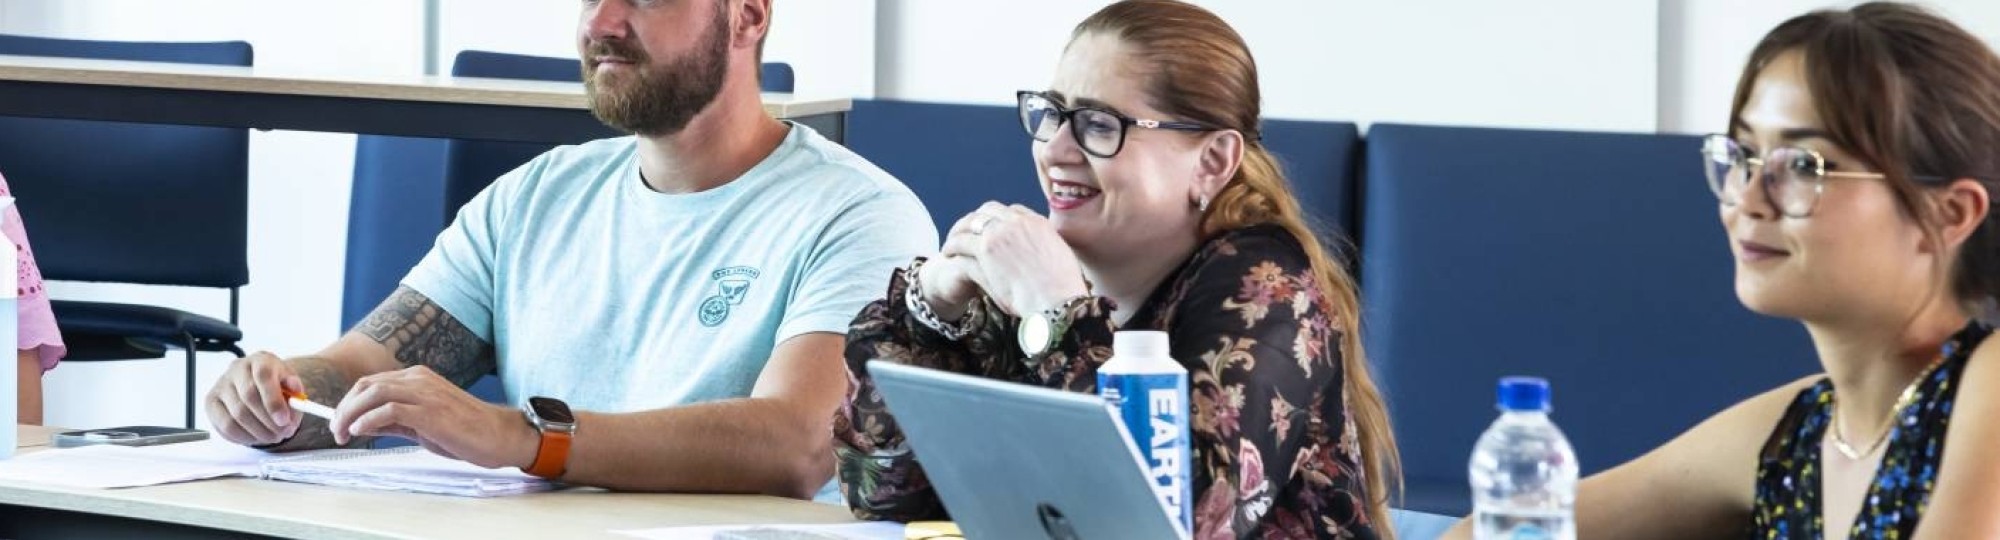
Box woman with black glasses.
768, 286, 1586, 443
830, 1, 1399, 538
1445, 3, 2000, 539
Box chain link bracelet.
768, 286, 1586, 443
903, 259, 976, 340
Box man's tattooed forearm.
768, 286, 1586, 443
353, 287, 496, 388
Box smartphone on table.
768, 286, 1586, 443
52, 426, 208, 448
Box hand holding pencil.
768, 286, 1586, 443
286, 390, 337, 422
202, 351, 315, 447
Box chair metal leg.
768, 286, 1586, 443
184, 334, 198, 430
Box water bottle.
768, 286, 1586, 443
1098, 330, 1190, 535
1470, 376, 1576, 540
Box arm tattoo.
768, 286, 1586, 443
271, 355, 367, 451
353, 286, 496, 388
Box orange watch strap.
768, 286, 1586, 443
526, 429, 572, 479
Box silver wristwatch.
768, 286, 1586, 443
1018, 295, 1094, 359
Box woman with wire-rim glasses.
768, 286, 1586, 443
1446, 3, 2000, 538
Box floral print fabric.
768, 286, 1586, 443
833, 224, 1379, 539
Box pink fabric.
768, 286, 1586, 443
0, 172, 65, 371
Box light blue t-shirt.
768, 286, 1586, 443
403, 124, 935, 413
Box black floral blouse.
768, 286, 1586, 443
832, 224, 1380, 540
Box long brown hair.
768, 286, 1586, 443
1731, 2, 2000, 302
1073, 1, 1401, 533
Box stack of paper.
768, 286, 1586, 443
0, 439, 265, 488
0, 440, 550, 497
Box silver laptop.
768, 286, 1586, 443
868, 361, 1186, 540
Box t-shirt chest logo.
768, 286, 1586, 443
699, 266, 761, 327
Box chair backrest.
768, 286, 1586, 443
1260, 119, 1362, 254
1358, 123, 1817, 514
342, 135, 449, 325
0, 34, 252, 288
760, 62, 794, 93
846, 99, 1043, 235
439, 52, 588, 225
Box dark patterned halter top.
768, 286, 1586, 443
1750, 321, 1991, 539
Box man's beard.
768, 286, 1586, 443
581, 11, 730, 137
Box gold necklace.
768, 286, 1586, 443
1829, 356, 1947, 460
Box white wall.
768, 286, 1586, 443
878, 0, 1661, 132
1660, 0, 2000, 134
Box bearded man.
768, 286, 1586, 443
203, 0, 934, 499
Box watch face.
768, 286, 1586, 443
1019, 312, 1052, 355
528, 397, 575, 424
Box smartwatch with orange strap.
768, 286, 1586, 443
522, 396, 576, 479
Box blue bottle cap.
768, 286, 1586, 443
1496, 376, 1551, 412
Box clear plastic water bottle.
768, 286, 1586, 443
1098, 330, 1190, 535
1470, 376, 1576, 540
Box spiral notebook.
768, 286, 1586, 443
0, 439, 553, 497
261, 446, 553, 497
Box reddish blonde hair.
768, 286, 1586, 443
1074, 1, 1401, 533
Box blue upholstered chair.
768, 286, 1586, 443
1358, 123, 1817, 514
760, 62, 795, 95
1261, 118, 1362, 259
0, 34, 254, 428
846, 100, 1043, 235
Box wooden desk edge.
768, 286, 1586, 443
0, 477, 396, 540
1, 426, 857, 539
0, 58, 852, 119
0, 427, 414, 539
